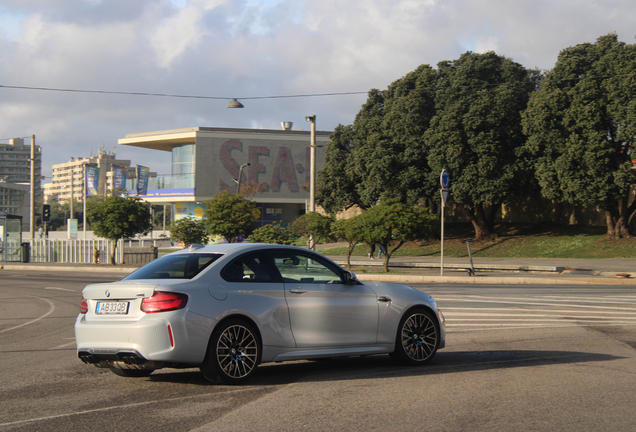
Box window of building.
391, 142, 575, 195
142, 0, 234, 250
172, 143, 195, 175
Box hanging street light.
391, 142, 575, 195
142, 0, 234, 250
226, 99, 244, 108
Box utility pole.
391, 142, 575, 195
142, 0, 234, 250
305, 115, 316, 250
70, 167, 74, 221
29, 135, 35, 240
83, 163, 87, 240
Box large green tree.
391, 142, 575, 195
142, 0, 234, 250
522, 34, 636, 239
425, 52, 540, 240
317, 56, 537, 234
351, 66, 438, 209
315, 124, 359, 214
86, 194, 153, 264
203, 191, 260, 243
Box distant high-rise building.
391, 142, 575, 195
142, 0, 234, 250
0, 181, 30, 220
0, 138, 43, 201
43, 145, 131, 203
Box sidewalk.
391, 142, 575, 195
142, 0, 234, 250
1, 253, 634, 285
330, 256, 636, 285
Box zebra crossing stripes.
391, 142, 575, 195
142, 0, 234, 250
436, 295, 636, 332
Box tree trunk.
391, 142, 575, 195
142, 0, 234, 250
486, 202, 502, 233
346, 242, 356, 269
467, 203, 494, 240
606, 209, 630, 240
110, 242, 117, 265
382, 240, 404, 272
606, 195, 635, 240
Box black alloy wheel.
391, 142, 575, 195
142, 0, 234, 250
391, 308, 440, 365
201, 319, 261, 384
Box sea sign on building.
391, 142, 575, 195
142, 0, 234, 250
214, 138, 323, 197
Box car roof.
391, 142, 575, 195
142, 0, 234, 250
180, 243, 312, 255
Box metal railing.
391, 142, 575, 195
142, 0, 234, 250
27, 239, 124, 264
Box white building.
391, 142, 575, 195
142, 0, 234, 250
119, 126, 330, 226
43, 146, 131, 203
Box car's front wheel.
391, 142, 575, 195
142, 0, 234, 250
390, 308, 440, 365
200, 319, 261, 385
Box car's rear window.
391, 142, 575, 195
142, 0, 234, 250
123, 253, 222, 280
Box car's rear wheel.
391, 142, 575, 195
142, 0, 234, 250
390, 308, 440, 365
109, 367, 154, 378
200, 319, 261, 385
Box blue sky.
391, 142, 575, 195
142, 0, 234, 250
0, 5, 24, 38
0, 0, 634, 177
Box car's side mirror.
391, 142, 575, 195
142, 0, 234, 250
342, 271, 358, 285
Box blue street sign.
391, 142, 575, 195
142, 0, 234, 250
440, 169, 450, 189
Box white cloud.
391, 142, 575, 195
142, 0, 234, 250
474, 36, 500, 54
0, 0, 634, 176
150, 5, 205, 68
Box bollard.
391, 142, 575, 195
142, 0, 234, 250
465, 240, 475, 276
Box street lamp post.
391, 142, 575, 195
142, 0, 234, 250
236, 163, 251, 194
305, 115, 316, 250
305, 115, 316, 212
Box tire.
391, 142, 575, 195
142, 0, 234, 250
200, 319, 261, 385
390, 308, 440, 365
109, 367, 154, 378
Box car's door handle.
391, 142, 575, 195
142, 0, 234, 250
289, 288, 308, 294
378, 296, 391, 303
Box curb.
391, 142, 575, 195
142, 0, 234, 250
0, 264, 137, 273
341, 260, 563, 273
356, 273, 636, 285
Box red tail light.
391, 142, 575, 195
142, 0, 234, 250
141, 292, 188, 314
80, 296, 89, 314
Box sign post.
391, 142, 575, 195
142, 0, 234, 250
440, 170, 450, 276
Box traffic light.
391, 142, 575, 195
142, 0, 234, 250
42, 204, 51, 223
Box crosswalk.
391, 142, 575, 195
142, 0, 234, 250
436, 294, 636, 332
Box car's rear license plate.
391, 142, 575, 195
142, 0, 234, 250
96, 301, 130, 315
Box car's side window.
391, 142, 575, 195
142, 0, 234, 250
123, 253, 222, 280
222, 252, 277, 282
268, 250, 342, 284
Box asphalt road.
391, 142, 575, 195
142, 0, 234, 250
1, 271, 635, 431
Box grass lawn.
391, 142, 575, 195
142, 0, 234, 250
319, 223, 636, 259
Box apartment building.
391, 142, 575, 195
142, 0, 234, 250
43, 147, 131, 203
0, 138, 42, 201
0, 181, 29, 220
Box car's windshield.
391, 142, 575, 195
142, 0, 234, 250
123, 253, 222, 280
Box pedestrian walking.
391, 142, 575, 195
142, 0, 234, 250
378, 243, 387, 258
366, 242, 376, 259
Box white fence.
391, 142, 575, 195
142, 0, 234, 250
27, 239, 124, 264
